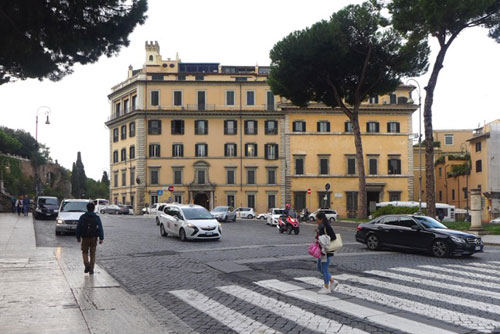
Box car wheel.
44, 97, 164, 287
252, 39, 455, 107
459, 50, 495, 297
310, 216, 315, 222
366, 234, 379, 250
329, 217, 336, 223
232, 216, 236, 222
100, 210, 105, 214
431, 239, 449, 258
160, 224, 168, 237
156, 217, 160, 226
55, 231, 60, 236
179, 228, 187, 242
247, 215, 254, 219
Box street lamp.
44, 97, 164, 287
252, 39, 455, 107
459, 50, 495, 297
406, 79, 422, 213
461, 142, 470, 221
36, 106, 51, 142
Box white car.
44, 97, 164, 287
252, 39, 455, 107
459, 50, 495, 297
257, 213, 268, 220
56, 199, 91, 235
490, 217, 500, 224
158, 204, 221, 241
142, 202, 164, 215
309, 209, 338, 223
234, 207, 256, 219
156, 203, 169, 225
266, 208, 286, 226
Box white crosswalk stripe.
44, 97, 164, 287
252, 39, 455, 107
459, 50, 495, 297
170, 289, 281, 334
419, 264, 499, 281
468, 262, 500, 270
296, 276, 500, 332
444, 263, 500, 275
256, 279, 453, 334
218, 285, 367, 334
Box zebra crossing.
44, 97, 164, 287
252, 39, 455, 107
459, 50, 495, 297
170, 261, 500, 333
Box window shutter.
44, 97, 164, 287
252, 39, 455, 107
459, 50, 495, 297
327, 122, 331, 132
396, 123, 400, 133
157, 145, 160, 157
387, 123, 391, 132
366, 123, 369, 132
181, 121, 184, 134
224, 144, 228, 156
265, 145, 269, 159
375, 122, 379, 133
397, 159, 401, 174
255, 144, 258, 157
171, 120, 175, 134
245, 144, 248, 157
317, 122, 320, 132
224, 120, 228, 134
275, 144, 279, 159
204, 144, 208, 156
388, 160, 392, 174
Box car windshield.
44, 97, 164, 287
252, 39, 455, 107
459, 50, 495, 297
61, 201, 88, 212
213, 207, 228, 212
273, 209, 285, 215
182, 207, 214, 220
414, 216, 448, 229
40, 198, 58, 205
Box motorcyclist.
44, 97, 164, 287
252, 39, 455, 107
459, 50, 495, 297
284, 203, 291, 217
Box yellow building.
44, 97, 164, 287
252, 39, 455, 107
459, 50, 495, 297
106, 42, 417, 217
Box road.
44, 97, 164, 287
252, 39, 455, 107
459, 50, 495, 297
34, 215, 500, 334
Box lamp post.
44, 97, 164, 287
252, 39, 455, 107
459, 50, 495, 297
461, 142, 470, 221
36, 106, 51, 142
406, 79, 422, 213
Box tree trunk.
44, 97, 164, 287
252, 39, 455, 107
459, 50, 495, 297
351, 114, 368, 219
423, 46, 449, 219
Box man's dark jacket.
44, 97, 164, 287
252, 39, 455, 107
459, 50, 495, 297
76, 212, 104, 240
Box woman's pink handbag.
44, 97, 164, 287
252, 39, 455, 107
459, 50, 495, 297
308, 242, 322, 258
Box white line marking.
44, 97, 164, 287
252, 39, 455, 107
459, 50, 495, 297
334, 273, 500, 314
218, 285, 366, 334
170, 289, 280, 334
419, 265, 498, 281
256, 279, 453, 334
296, 277, 500, 332
366, 269, 500, 300
468, 262, 500, 270
444, 263, 500, 275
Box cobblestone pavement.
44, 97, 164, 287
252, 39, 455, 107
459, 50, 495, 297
34, 215, 500, 334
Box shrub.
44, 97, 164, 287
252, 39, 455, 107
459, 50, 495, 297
372, 205, 424, 218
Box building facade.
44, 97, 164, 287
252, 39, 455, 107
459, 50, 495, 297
106, 42, 417, 217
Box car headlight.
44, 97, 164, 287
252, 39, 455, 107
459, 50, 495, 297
36, 208, 42, 212
56, 219, 64, 225
450, 236, 465, 244
186, 223, 196, 229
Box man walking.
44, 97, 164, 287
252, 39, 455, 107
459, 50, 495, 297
76, 202, 104, 275
23, 195, 30, 216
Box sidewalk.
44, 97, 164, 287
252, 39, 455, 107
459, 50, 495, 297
481, 234, 500, 246
0, 214, 168, 334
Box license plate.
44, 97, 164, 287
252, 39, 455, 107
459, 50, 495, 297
206, 232, 214, 236
475, 246, 481, 251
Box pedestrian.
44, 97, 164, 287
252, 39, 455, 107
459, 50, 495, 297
10, 196, 16, 213
315, 211, 338, 294
15, 197, 23, 216
23, 195, 30, 216
76, 202, 104, 275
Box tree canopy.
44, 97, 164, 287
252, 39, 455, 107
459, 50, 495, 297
71, 152, 87, 198
0, 0, 148, 84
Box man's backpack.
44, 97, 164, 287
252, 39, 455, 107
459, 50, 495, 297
80, 213, 98, 237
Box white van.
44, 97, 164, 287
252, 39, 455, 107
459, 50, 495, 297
93, 198, 109, 214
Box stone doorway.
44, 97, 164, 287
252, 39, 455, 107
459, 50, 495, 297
194, 192, 210, 209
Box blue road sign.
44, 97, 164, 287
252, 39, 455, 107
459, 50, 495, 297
157, 190, 163, 195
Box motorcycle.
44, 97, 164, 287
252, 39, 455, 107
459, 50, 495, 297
277, 215, 300, 235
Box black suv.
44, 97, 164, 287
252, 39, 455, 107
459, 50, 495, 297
34, 196, 59, 220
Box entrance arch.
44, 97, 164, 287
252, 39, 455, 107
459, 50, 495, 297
194, 192, 210, 209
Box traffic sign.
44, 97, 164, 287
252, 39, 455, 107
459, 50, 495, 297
157, 190, 163, 195
168, 185, 174, 192
307, 188, 311, 195
325, 183, 331, 191
168, 197, 172, 202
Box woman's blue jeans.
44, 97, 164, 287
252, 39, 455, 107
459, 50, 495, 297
317, 257, 331, 285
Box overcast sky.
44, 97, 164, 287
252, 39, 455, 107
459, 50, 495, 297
1, 0, 499, 180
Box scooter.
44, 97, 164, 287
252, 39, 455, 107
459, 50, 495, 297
277, 215, 300, 235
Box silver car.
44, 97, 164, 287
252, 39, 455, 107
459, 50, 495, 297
210, 206, 236, 222
159, 204, 221, 241
56, 199, 90, 235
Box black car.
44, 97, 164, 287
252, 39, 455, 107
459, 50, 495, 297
355, 214, 483, 257
33, 196, 59, 219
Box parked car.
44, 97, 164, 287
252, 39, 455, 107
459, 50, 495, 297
490, 217, 500, 224
267, 208, 286, 226
143, 202, 163, 215
100, 204, 128, 215
156, 203, 169, 225
210, 206, 237, 222
56, 199, 90, 235
355, 214, 484, 257
93, 198, 109, 214
158, 204, 221, 241
309, 209, 338, 223
34, 196, 59, 219
234, 207, 255, 219
257, 213, 268, 220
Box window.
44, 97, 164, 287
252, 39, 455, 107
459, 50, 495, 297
266, 91, 275, 111
347, 157, 356, 175
317, 121, 331, 133
345, 121, 353, 133
227, 195, 235, 208
174, 195, 183, 203
452, 189, 455, 201
267, 169, 276, 185
148, 120, 161, 135
295, 157, 304, 175
150, 170, 159, 185
265, 120, 278, 135
115, 103, 121, 117
439, 191, 443, 201
439, 167, 442, 177
121, 171, 126, 186
245, 143, 258, 157
225, 143, 237, 157
248, 194, 256, 209
152, 74, 164, 81
244, 120, 258, 135
369, 96, 379, 104
475, 142, 482, 152
177, 74, 186, 81
121, 125, 127, 140
268, 194, 276, 210
129, 122, 135, 137
318, 192, 331, 209
247, 169, 256, 185
197, 170, 206, 184
476, 160, 482, 172
226, 91, 235, 106
246, 91, 255, 105
444, 134, 454, 145
173, 91, 183, 106
171, 120, 184, 134
388, 158, 402, 175
293, 121, 306, 132
195, 75, 204, 81
113, 150, 118, 163
369, 158, 378, 175
235, 77, 248, 82
319, 158, 329, 175
197, 91, 206, 110
265, 144, 278, 160
151, 195, 158, 205
195, 120, 208, 135
113, 173, 118, 188
390, 94, 397, 104
387, 122, 400, 133
130, 169, 135, 186
195, 144, 208, 157
123, 99, 129, 114
227, 169, 235, 185
149, 144, 160, 157
172, 144, 184, 157
224, 120, 237, 135
389, 192, 401, 202
132, 95, 137, 111
151, 91, 159, 106
346, 192, 358, 212
174, 170, 182, 185
113, 128, 119, 142
129, 146, 135, 159
366, 122, 380, 133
